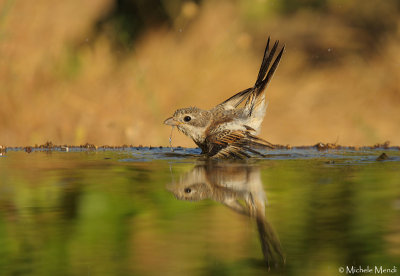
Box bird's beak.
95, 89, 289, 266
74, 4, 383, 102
164, 117, 179, 126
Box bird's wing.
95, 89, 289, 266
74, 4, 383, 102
206, 130, 274, 159
217, 37, 285, 116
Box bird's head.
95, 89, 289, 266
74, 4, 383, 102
164, 107, 211, 143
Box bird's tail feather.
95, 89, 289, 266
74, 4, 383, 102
217, 37, 284, 113
247, 38, 285, 116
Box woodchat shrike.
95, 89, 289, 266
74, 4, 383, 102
164, 37, 285, 159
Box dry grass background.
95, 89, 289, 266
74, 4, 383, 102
1, 0, 399, 147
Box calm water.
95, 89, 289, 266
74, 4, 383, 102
0, 148, 399, 275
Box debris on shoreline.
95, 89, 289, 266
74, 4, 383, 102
0, 141, 399, 153
376, 153, 389, 161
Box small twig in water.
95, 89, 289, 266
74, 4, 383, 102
169, 126, 175, 152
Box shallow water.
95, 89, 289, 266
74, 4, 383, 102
0, 148, 399, 275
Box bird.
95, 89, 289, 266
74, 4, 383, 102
164, 37, 285, 159
167, 162, 285, 267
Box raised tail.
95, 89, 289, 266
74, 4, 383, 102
217, 37, 285, 117
246, 37, 285, 116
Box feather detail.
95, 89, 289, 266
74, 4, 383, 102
214, 38, 285, 134
217, 38, 285, 116
206, 130, 274, 159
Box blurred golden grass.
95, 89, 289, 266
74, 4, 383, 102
1, 0, 399, 147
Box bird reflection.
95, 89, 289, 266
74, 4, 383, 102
167, 162, 285, 268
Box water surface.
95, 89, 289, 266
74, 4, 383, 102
0, 148, 399, 275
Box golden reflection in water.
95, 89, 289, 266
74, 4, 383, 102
167, 162, 285, 268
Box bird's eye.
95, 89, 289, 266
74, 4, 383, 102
184, 116, 191, 122
184, 188, 191, 193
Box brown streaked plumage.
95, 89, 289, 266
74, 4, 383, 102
164, 37, 285, 159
